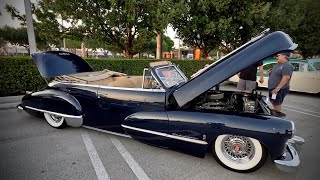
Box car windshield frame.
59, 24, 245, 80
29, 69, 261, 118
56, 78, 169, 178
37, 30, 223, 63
155, 65, 188, 88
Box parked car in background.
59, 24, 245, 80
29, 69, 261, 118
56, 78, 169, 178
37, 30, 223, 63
229, 58, 320, 93
18, 30, 304, 173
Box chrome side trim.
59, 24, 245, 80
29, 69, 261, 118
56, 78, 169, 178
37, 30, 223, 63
122, 124, 167, 136
166, 134, 208, 145
121, 124, 208, 145
24, 106, 82, 119
53, 82, 166, 92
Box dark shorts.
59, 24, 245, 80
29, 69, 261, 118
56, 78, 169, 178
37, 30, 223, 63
268, 88, 290, 105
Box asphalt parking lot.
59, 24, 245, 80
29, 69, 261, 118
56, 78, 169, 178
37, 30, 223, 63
0, 85, 319, 180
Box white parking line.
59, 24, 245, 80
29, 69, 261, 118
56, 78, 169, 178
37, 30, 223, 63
81, 130, 110, 180
110, 136, 150, 180
283, 107, 320, 118
83, 125, 131, 139
268, 102, 320, 118
283, 105, 320, 115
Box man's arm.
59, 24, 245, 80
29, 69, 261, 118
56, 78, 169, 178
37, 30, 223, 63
271, 75, 290, 94
258, 65, 264, 83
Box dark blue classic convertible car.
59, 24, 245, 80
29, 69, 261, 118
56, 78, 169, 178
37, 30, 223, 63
18, 30, 304, 173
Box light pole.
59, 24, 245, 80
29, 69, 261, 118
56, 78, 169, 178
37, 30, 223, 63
61, 15, 66, 50
178, 38, 181, 59
24, 0, 37, 54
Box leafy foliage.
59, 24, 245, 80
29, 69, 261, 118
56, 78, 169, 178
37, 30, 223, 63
0, 56, 210, 96
3, 0, 319, 58
4, 3, 62, 51
266, 0, 320, 58
0, 26, 30, 54
33, 0, 165, 58
163, 35, 174, 52
171, 0, 271, 57
0, 56, 46, 96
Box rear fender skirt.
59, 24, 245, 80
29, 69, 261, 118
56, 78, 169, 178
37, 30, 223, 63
21, 89, 83, 127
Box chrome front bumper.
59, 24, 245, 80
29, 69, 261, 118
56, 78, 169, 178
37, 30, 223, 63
274, 135, 304, 172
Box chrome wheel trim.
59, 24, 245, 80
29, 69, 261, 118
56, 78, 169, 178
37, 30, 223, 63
44, 113, 64, 128
214, 134, 263, 171
221, 135, 255, 164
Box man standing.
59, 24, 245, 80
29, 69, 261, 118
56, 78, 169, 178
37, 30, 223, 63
237, 60, 264, 93
267, 51, 293, 112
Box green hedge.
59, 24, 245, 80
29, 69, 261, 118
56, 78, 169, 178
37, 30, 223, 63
0, 56, 211, 96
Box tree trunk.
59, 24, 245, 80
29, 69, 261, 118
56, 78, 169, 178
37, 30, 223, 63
15, 44, 18, 56
125, 49, 133, 59
125, 27, 134, 59
3, 45, 8, 56
156, 32, 162, 59
200, 48, 208, 59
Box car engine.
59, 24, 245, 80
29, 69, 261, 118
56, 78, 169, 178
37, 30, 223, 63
194, 91, 259, 113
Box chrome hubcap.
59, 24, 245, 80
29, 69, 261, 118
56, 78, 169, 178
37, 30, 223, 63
50, 114, 63, 123
221, 135, 255, 164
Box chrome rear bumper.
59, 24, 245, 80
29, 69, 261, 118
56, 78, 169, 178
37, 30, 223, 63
274, 135, 304, 172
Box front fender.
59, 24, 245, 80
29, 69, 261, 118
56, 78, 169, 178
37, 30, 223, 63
21, 89, 83, 127
166, 111, 293, 159
221, 114, 293, 159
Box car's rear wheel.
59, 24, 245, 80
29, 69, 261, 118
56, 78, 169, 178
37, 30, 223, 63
212, 134, 267, 173
44, 113, 66, 128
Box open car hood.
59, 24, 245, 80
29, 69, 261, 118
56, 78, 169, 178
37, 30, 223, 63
173, 31, 298, 107
31, 51, 93, 78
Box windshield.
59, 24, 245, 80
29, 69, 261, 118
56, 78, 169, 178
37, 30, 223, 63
155, 65, 187, 88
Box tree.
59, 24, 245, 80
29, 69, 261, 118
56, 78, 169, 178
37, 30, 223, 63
143, 0, 175, 59
163, 35, 174, 52
172, 0, 271, 58
266, 0, 320, 58
142, 34, 174, 56
31, 0, 164, 59
0, 26, 29, 54
296, 0, 320, 58
5, 3, 62, 51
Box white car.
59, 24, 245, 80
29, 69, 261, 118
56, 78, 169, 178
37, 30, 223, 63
229, 58, 320, 93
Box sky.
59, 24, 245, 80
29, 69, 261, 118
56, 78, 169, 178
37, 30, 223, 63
0, 0, 180, 48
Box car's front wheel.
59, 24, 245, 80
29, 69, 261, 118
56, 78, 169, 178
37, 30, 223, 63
212, 134, 267, 173
44, 113, 66, 128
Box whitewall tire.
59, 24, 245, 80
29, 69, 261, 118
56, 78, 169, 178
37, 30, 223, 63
44, 113, 66, 128
213, 134, 267, 172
